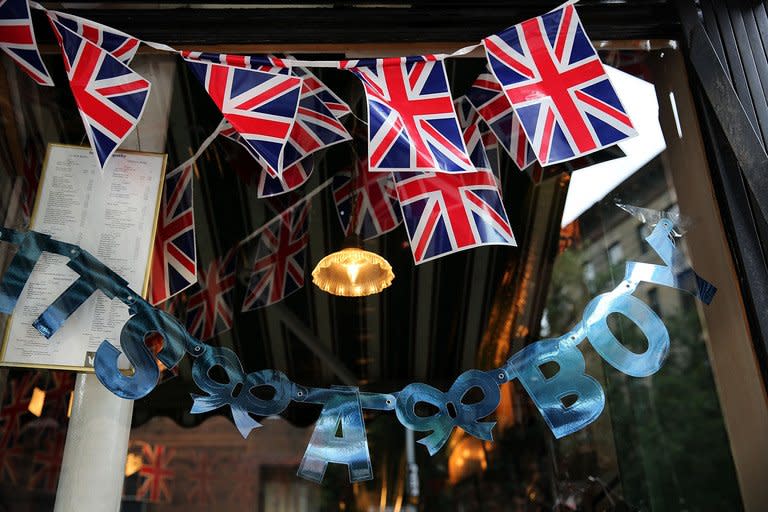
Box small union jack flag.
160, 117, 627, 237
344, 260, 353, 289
465, 68, 536, 170
394, 169, 516, 264
149, 163, 197, 305
49, 17, 150, 170
291, 66, 351, 119
0, 0, 53, 86
181, 50, 286, 74
48, 10, 140, 64
185, 452, 214, 504
136, 443, 176, 503
455, 98, 492, 174
333, 159, 401, 240
185, 249, 237, 340
185, 58, 301, 176
218, 119, 313, 197
280, 67, 351, 170
483, 4, 636, 165
29, 430, 66, 493
344, 56, 474, 173
242, 201, 310, 310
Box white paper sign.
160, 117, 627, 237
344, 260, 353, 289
1, 144, 165, 370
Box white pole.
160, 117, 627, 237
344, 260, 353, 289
54, 374, 133, 512
54, 54, 177, 511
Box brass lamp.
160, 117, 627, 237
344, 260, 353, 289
312, 234, 394, 297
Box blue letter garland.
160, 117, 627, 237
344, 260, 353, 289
0, 218, 715, 484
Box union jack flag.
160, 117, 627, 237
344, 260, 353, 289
483, 4, 636, 165
29, 430, 66, 493
182, 52, 350, 120
0, 373, 36, 441
455, 98, 492, 174
0, 0, 53, 86
185, 58, 301, 176
465, 68, 536, 170
181, 50, 286, 74
149, 163, 197, 305
185, 452, 214, 504
394, 169, 516, 264
344, 56, 474, 173
49, 18, 150, 170
48, 10, 140, 64
185, 249, 237, 340
291, 66, 352, 119
333, 159, 401, 240
0, 431, 22, 484
279, 67, 351, 170
218, 119, 313, 197
242, 201, 310, 310
481, 123, 502, 181
136, 443, 176, 503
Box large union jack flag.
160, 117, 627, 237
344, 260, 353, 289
333, 159, 401, 240
185, 249, 237, 340
0, 0, 53, 86
242, 201, 310, 310
136, 443, 176, 503
185, 58, 301, 176
394, 169, 516, 264
465, 68, 536, 170
48, 10, 140, 64
218, 119, 313, 197
344, 56, 474, 173
149, 163, 197, 305
483, 3, 635, 166
49, 18, 150, 170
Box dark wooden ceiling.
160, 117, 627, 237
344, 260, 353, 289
37, 1, 680, 45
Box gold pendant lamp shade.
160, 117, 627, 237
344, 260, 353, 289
312, 235, 394, 297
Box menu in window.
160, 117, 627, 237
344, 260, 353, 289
0, 144, 166, 370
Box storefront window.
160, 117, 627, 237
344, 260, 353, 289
0, 32, 755, 512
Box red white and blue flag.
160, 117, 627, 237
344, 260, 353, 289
292, 66, 352, 119
218, 119, 313, 197
0, 0, 53, 86
332, 159, 401, 240
185, 58, 301, 176
344, 56, 474, 173
49, 18, 150, 170
279, 67, 351, 170
465, 68, 536, 170
48, 10, 140, 64
149, 163, 197, 305
394, 169, 516, 264
483, 3, 635, 165
455, 98, 493, 174
185, 249, 237, 340
181, 50, 286, 74
242, 201, 310, 310
136, 443, 176, 503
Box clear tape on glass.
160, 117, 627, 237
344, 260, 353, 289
0, 218, 717, 482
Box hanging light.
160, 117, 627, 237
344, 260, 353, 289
28, 387, 46, 417
312, 235, 394, 297
125, 453, 143, 477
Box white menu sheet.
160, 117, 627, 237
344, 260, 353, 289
1, 144, 165, 370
